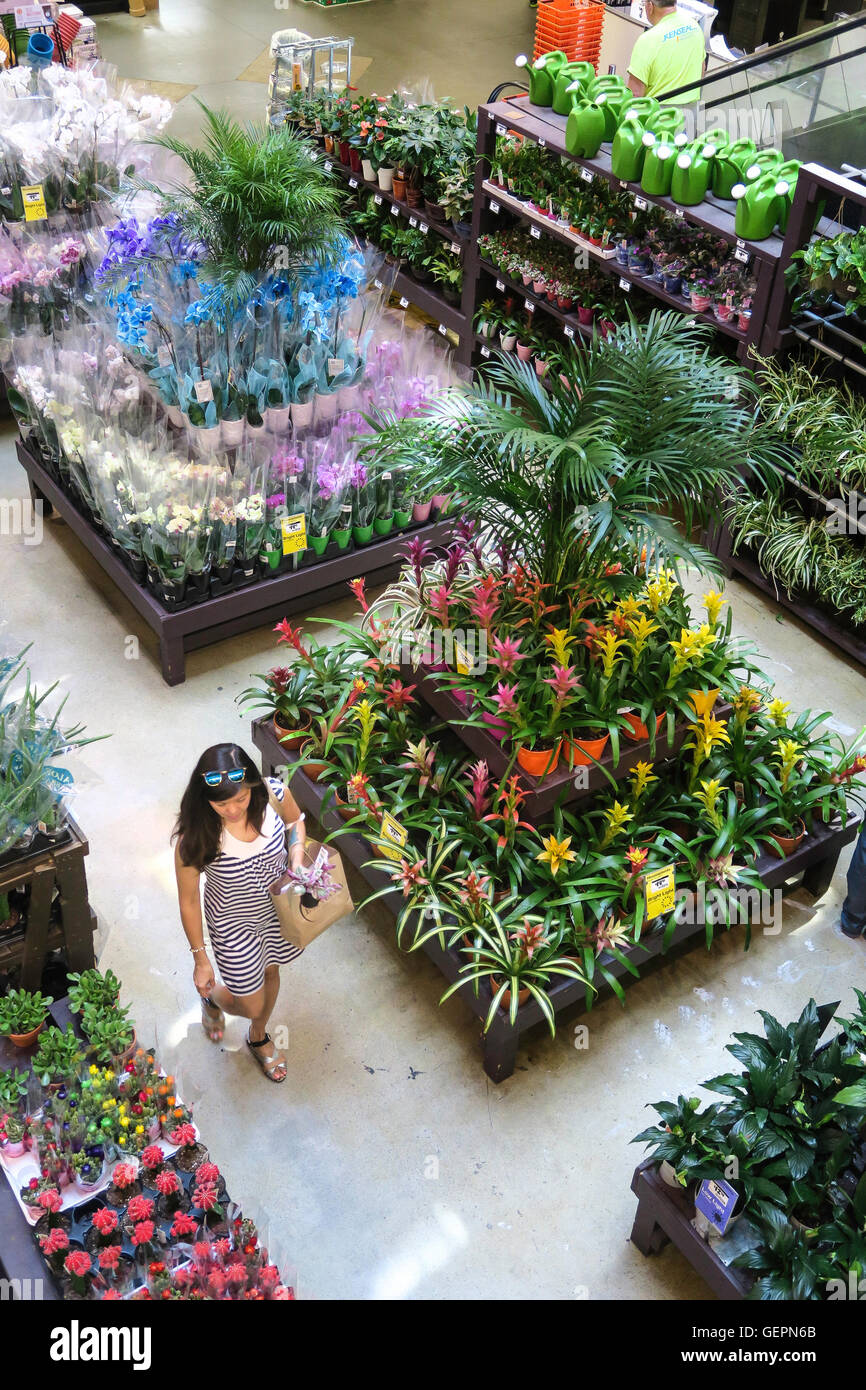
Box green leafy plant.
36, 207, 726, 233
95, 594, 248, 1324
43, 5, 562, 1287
81, 1004, 135, 1064
32, 1024, 82, 1084
67, 968, 121, 1017
0, 989, 53, 1036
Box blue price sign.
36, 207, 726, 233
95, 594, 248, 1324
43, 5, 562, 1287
695, 1178, 738, 1234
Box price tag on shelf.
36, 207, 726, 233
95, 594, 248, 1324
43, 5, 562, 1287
736, 238, 746, 250
563, 325, 575, 339
419, 222, 429, 234
450, 241, 461, 254
580, 167, 593, 183
645, 865, 676, 921
496, 123, 507, 135
373, 278, 383, 290
530, 225, 541, 239
438, 323, 448, 335
280, 513, 307, 557
634, 195, 647, 211
399, 296, 409, 308
193, 379, 214, 404
695, 1178, 739, 1236
538, 138, 546, 149
310, 151, 319, 161
480, 345, 491, 357
348, 177, 359, 189
409, 216, 418, 227
674, 207, 686, 219
619, 277, 631, 292
20, 183, 47, 222
374, 194, 383, 205
495, 279, 505, 292
734, 247, 750, 263
324, 161, 333, 172
490, 200, 500, 213
390, 203, 400, 216
379, 811, 409, 862
524, 299, 535, 313
454, 640, 472, 675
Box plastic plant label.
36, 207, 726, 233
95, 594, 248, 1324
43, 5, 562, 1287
524, 299, 535, 312
349, 177, 359, 189
157, 345, 172, 367
619, 180, 629, 190
327, 357, 344, 377
419, 223, 429, 234
645, 865, 675, 920
734, 780, 745, 802
496, 123, 507, 135
194, 379, 214, 404
409, 216, 418, 227
563, 325, 575, 339
580, 168, 593, 183
480, 345, 491, 357
734, 247, 750, 263
736, 238, 746, 249
379, 811, 408, 862
280, 513, 307, 556
695, 1178, 738, 1235
634, 195, 647, 210
438, 323, 448, 335
454, 640, 472, 675
538, 138, 546, 149
20, 184, 47, 222
530, 225, 541, 239
399, 296, 409, 308
490, 200, 500, 213
674, 207, 685, 219
450, 241, 461, 254
619, 277, 631, 292
374, 194, 383, 205
495, 280, 505, 291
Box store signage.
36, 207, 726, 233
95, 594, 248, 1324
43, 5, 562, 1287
694, 1178, 738, 1235
280, 513, 307, 555
454, 640, 472, 675
20, 183, 47, 222
379, 811, 408, 861
15, 6, 46, 28
645, 865, 675, 920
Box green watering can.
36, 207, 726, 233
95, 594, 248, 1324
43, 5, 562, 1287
698, 128, 731, 160
565, 97, 607, 160
731, 171, 785, 240
647, 104, 687, 141
516, 50, 569, 108
611, 116, 649, 183
640, 133, 676, 197
586, 75, 628, 139
773, 160, 802, 233
743, 148, 784, 184
670, 139, 716, 206
615, 94, 659, 129
552, 61, 596, 115
712, 138, 756, 199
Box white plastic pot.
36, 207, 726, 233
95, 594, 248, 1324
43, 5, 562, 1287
337, 383, 361, 412
292, 399, 314, 428
220, 417, 245, 447
361, 158, 376, 182
193, 424, 221, 451
265, 405, 291, 433
377, 166, 395, 191
315, 391, 338, 423
500, 332, 517, 352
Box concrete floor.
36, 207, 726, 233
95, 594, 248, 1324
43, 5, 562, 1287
2, 0, 865, 1301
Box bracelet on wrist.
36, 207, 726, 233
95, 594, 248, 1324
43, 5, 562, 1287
190, 945, 207, 956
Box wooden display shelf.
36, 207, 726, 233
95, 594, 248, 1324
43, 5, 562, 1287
629, 1158, 749, 1299
0, 815, 96, 990
253, 717, 859, 1081
326, 155, 466, 250
16, 437, 454, 686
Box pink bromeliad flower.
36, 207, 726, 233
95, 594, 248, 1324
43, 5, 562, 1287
467, 576, 503, 629
465, 760, 491, 819
493, 682, 520, 718
488, 635, 524, 676
543, 664, 581, 704
427, 585, 452, 626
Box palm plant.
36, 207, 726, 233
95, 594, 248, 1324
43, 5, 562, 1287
366, 311, 791, 592
145, 103, 347, 307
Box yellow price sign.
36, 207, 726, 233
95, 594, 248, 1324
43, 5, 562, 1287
454, 640, 471, 676
379, 811, 408, 863
280, 513, 307, 556
20, 184, 47, 222
645, 865, 676, 921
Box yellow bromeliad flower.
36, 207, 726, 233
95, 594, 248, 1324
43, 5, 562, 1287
768, 698, 791, 728
544, 627, 577, 666
600, 800, 633, 848
628, 760, 658, 803
596, 629, 628, 679
687, 688, 720, 721
614, 596, 645, 623
703, 590, 727, 627
696, 778, 727, 831
732, 685, 762, 727
776, 737, 802, 792
689, 712, 731, 768
536, 833, 577, 878
353, 698, 380, 765
655, 568, 679, 603
626, 614, 660, 668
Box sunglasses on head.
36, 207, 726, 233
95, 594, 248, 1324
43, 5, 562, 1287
202, 768, 246, 788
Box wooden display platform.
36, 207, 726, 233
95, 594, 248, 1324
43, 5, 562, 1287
17, 437, 453, 686
629, 1158, 749, 1300
254, 717, 860, 1081
0, 815, 96, 991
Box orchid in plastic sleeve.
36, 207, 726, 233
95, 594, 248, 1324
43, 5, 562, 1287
350, 455, 375, 529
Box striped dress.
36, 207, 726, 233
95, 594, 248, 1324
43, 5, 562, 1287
203, 778, 303, 996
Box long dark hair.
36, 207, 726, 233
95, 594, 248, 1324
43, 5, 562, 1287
173, 743, 268, 871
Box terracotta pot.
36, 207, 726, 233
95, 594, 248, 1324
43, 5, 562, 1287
516, 742, 561, 778
302, 761, 330, 783
324, 135, 334, 154
623, 711, 666, 742
565, 733, 609, 766
6, 1020, 45, 1048
767, 819, 806, 859
392, 175, 407, 200
535, 358, 549, 378
516, 342, 532, 361
490, 975, 531, 1011
273, 713, 312, 750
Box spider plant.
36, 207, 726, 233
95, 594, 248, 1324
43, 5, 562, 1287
144, 102, 347, 307
365, 311, 791, 592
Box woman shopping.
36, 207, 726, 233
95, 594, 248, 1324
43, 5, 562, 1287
173, 742, 306, 1083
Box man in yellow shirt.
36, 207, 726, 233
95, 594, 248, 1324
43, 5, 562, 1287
627, 2, 706, 105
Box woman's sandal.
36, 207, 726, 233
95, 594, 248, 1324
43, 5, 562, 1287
246, 1030, 287, 1083
201, 996, 225, 1043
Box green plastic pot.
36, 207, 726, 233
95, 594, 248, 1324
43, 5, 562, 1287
333, 527, 352, 550
353, 523, 374, 546
263, 550, 282, 571
374, 516, 394, 536
309, 533, 330, 556
394, 508, 412, 529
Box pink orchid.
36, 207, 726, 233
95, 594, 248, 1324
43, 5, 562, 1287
488, 635, 524, 676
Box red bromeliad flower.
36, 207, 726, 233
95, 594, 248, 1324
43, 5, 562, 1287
605, 562, 623, 576
127, 1194, 154, 1224
625, 845, 649, 876
384, 679, 416, 712
348, 577, 368, 611
171, 1210, 198, 1240
465, 760, 491, 819
482, 777, 535, 850
427, 584, 452, 627
273, 619, 316, 668
467, 575, 502, 629
64, 1250, 91, 1278
457, 870, 492, 908
346, 771, 377, 814
268, 666, 292, 694
98, 1244, 123, 1272
155, 1169, 181, 1197
132, 1220, 155, 1248
396, 858, 429, 898
93, 1206, 119, 1236
140, 1145, 164, 1172
832, 754, 866, 784
112, 1163, 138, 1190
488, 634, 524, 676
510, 918, 546, 960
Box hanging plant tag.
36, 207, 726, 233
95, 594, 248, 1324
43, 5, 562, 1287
524, 299, 535, 312
538, 138, 546, 149
379, 811, 408, 861
480, 345, 491, 356
645, 865, 675, 920
374, 194, 383, 205
489, 199, 500, 213
194, 379, 214, 404
399, 296, 409, 308
157, 345, 172, 367
328, 357, 344, 377
530, 225, 541, 239
409, 216, 418, 227
619, 277, 631, 292
20, 184, 47, 222
695, 1178, 738, 1235
634, 195, 647, 210
450, 241, 461, 254
580, 168, 593, 183
280, 513, 307, 556
495, 280, 505, 291
390, 204, 400, 217
419, 223, 429, 234
349, 177, 359, 188
734, 247, 750, 263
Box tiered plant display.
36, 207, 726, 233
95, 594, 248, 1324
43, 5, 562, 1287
246, 318, 866, 1075
0, 977, 295, 1300
632, 997, 866, 1301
